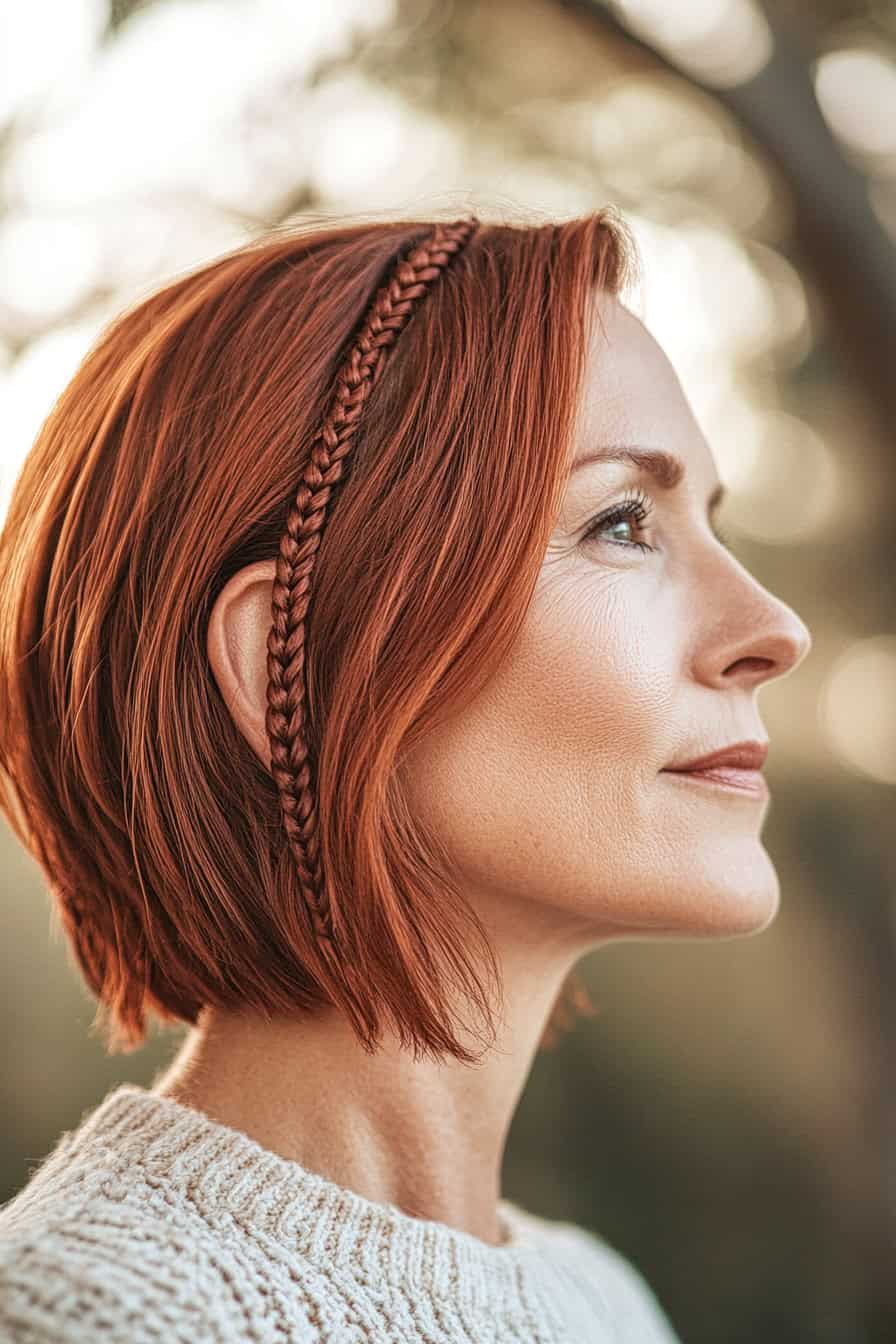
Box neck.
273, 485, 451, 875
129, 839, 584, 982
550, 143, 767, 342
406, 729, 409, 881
151, 940, 583, 1246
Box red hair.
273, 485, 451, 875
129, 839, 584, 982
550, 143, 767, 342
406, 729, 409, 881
0, 209, 639, 1063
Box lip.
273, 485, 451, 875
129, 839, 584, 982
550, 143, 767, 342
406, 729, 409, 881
662, 767, 769, 798
661, 740, 769, 798
664, 740, 769, 772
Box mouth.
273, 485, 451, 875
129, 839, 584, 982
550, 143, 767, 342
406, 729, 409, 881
661, 766, 769, 798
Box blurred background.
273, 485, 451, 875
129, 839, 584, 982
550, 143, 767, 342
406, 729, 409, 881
1, 1, 895, 1340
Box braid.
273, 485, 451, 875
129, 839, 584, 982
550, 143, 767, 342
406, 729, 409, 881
265, 217, 480, 967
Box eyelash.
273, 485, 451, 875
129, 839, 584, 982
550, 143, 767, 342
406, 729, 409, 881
583, 487, 657, 554
583, 487, 731, 554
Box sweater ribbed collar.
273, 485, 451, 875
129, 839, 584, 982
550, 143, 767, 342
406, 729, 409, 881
64, 1083, 564, 1314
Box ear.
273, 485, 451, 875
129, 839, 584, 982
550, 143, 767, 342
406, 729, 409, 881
207, 558, 279, 770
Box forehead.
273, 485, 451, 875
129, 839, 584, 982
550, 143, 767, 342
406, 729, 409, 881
575, 293, 718, 487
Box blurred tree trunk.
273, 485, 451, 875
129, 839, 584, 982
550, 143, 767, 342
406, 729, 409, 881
558, 1, 896, 436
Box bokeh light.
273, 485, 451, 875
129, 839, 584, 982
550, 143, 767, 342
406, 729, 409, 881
821, 635, 896, 785
814, 43, 896, 164
610, 0, 774, 87
719, 410, 840, 545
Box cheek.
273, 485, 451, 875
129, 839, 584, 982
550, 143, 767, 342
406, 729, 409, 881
398, 573, 680, 899
528, 578, 676, 776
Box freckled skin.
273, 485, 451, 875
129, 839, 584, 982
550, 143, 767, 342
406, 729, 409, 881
399, 292, 812, 948
166, 287, 813, 1248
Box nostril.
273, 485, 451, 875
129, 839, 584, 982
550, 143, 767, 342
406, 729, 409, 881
725, 656, 776, 676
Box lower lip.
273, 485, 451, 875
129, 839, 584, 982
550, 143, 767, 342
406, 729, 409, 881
662, 767, 769, 798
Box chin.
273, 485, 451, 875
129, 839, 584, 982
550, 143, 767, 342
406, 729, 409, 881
585, 873, 780, 943
695, 887, 780, 939
672, 846, 781, 939
602, 842, 781, 941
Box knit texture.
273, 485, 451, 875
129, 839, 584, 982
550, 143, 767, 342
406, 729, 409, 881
0, 1084, 681, 1342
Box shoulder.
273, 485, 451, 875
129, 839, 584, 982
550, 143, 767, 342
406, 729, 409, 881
0, 1196, 219, 1344
567, 1224, 681, 1341
504, 1201, 682, 1344
0, 1170, 329, 1344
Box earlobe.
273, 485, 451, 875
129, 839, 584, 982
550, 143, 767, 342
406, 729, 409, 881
206, 559, 278, 769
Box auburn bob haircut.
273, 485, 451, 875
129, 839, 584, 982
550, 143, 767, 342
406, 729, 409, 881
0, 209, 639, 1065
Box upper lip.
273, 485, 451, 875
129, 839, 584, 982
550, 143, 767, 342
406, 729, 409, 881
664, 740, 769, 772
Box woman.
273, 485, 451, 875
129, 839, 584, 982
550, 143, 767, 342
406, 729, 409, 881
0, 211, 810, 1342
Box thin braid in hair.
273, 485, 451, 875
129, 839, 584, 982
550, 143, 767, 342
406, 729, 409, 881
265, 217, 480, 980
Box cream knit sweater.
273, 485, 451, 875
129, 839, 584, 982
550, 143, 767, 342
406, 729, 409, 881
0, 1084, 681, 1342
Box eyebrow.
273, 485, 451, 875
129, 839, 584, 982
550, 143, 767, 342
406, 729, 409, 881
572, 443, 726, 515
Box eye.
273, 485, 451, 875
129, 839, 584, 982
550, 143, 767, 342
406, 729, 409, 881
582, 488, 735, 554
582, 487, 657, 554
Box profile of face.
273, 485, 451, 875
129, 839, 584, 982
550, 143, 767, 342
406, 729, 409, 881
210, 290, 812, 968
397, 291, 812, 954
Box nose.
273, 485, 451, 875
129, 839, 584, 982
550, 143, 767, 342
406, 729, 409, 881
693, 556, 812, 691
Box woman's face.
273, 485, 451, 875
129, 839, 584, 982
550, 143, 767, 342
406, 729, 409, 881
403, 291, 812, 953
